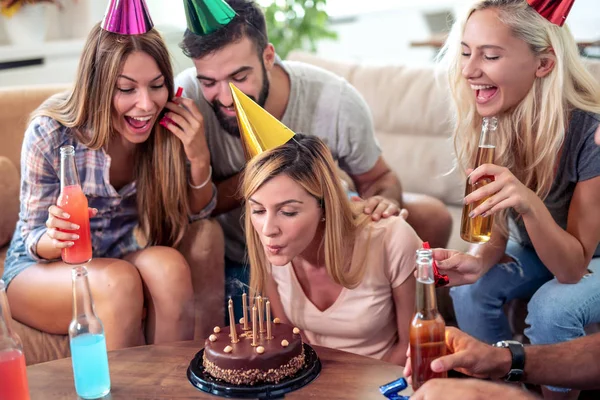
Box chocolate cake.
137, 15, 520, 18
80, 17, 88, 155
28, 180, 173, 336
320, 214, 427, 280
202, 321, 305, 385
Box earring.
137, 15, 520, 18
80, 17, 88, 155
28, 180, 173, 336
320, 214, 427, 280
321, 217, 326, 222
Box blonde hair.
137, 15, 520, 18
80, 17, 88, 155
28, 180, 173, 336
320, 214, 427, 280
243, 134, 369, 295
441, 0, 600, 231
32, 23, 190, 247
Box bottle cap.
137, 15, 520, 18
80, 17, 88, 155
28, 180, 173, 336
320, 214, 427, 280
482, 116, 498, 132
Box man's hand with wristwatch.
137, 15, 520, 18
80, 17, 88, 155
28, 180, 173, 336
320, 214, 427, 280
403, 327, 522, 384
493, 340, 526, 382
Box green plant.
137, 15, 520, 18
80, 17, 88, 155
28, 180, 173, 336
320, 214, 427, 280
262, 0, 337, 59
1, 0, 74, 18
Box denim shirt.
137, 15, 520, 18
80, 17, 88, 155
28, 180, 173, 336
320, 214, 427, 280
11, 115, 216, 263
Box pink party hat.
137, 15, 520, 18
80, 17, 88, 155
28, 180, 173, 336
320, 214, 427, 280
527, 0, 575, 27
101, 0, 154, 35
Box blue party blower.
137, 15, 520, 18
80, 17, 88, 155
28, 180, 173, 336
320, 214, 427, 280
379, 377, 410, 400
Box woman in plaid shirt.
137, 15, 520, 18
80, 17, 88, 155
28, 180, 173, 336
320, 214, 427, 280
1, 23, 216, 350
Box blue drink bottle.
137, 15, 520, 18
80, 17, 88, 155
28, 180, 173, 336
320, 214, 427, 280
69, 266, 111, 399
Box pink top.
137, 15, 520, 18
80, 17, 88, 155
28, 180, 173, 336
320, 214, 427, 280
270, 216, 421, 359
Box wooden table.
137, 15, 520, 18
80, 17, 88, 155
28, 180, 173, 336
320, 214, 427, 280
27, 341, 413, 399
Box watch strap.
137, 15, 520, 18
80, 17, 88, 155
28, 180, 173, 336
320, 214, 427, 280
494, 340, 525, 382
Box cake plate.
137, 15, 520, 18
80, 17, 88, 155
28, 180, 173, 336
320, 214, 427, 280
187, 343, 321, 399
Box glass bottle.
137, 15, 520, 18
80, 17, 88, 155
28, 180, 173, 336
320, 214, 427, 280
409, 249, 447, 390
0, 279, 30, 400
69, 266, 110, 399
460, 117, 498, 243
58, 145, 92, 265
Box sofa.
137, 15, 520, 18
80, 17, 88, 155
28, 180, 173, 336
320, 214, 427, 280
0, 84, 225, 365
287, 51, 600, 333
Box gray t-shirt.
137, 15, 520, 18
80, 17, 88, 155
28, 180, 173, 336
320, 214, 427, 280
176, 60, 381, 263
509, 109, 600, 257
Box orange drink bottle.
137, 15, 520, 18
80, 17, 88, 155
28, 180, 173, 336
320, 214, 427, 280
57, 146, 92, 265
0, 279, 31, 400
460, 116, 498, 243
410, 248, 447, 390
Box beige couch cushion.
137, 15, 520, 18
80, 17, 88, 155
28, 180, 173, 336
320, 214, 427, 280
0, 157, 20, 247
286, 51, 464, 206
0, 85, 71, 169
12, 321, 71, 366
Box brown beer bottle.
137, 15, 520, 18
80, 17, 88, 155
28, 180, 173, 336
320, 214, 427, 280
460, 116, 498, 243
410, 249, 447, 390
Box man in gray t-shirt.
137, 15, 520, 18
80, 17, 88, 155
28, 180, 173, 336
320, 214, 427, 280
177, 58, 388, 263
176, 0, 452, 297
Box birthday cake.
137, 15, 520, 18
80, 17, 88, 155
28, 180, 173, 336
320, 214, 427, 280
202, 320, 305, 385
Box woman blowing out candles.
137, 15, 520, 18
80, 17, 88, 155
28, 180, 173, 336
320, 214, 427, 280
243, 134, 422, 366
1, 0, 216, 351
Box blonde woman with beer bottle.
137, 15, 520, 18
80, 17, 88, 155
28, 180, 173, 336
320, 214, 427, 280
431, 0, 600, 398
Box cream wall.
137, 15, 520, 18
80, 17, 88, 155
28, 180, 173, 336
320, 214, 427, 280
0, 0, 598, 87
317, 0, 600, 65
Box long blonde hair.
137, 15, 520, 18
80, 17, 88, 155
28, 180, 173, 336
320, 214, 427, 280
442, 0, 600, 230
243, 134, 369, 295
32, 23, 190, 247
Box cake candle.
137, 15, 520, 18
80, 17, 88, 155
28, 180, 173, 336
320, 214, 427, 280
228, 298, 239, 344
251, 305, 258, 347
258, 296, 265, 333
242, 292, 249, 330
266, 300, 272, 340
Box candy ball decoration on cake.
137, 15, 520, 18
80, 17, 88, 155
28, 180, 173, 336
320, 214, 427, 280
202, 296, 305, 385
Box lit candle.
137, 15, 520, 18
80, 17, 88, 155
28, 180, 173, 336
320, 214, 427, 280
266, 300, 272, 340
258, 296, 265, 333
242, 292, 249, 331
251, 305, 258, 347
228, 298, 239, 344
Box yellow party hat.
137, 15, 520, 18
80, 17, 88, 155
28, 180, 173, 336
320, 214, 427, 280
229, 83, 295, 160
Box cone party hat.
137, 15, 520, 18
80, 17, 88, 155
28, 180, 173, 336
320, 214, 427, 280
526, 0, 575, 26
229, 83, 295, 160
184, 0, 236, 36
101, 0, 154, 35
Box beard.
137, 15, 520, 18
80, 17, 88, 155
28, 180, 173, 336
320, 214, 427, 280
212, 64, 270, 138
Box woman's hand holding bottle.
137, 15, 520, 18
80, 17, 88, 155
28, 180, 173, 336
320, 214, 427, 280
36, 205, 97, 261
44, 205, 98, 249
465, 164, 540, 218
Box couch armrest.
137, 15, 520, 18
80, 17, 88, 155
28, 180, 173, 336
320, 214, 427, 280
178, 218, 225, 341
12, 321, 70, 366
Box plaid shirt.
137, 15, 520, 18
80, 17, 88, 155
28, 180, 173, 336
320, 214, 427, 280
18, 116, 216, 262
